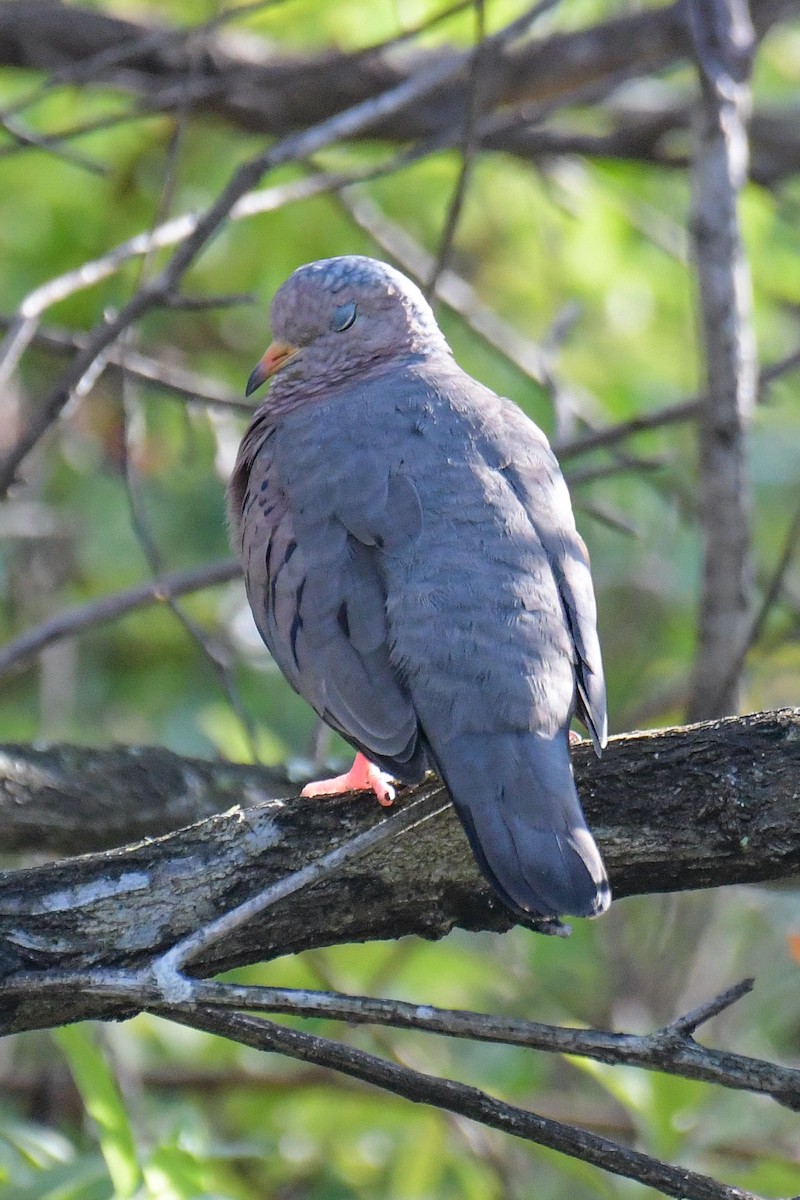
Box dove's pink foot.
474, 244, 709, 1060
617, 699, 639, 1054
301, 751, 396, 807
568, 730, 583, 746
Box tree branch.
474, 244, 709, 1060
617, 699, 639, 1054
1, 1, 790, 142
556, 344, 800, 459
0, 559, 242, 682
687, 0, 758, 720
114, 975, 797, 1109
0, 2, 692, 140
0, 316, 254, 412
0, 708, 798, 1036
160, 1006, 763, 1200
2, 1, 797, 184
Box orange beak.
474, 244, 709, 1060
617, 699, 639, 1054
245, 340, 300, 397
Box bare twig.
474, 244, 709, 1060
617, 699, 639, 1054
573, 500, 641, 537
748, 499, 800, 647
0, 171, 348, 396
161, 291, 255, 312
0, 559, 241, 679
555, 346, 800, 461
1, 957, 774, 1196
0, 318, 253, 413
152, 784, 452, 991
132, 975, 797, 1109
165, 1006, 762, 1200
424, 0, 489, 299
0, 955, 772, 1195
565, 455, 666, 487
341, 191, 551, 384
710, 498, 800, 706
115, 83, 261, 761
0, 112, 106, 175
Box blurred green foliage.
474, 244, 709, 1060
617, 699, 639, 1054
0, 0, 799, 1196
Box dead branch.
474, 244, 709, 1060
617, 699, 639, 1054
556, 345, 800, 458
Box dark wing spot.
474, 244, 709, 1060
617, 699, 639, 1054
284, 538, 297, 565
289, 611, 303, 668
264, 531, 275, 580
290, 578, 306, 668
337, 601, 350, 639
499, 462, 527, 504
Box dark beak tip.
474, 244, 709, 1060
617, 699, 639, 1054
245, 364, 266, 398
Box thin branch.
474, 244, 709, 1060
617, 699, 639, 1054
710, 498, 800, 706
0, 559, 241, 679
341, 190, 551, 384
0, 112, 107, 175
565, 455, 666, 487
424, 0, 489, 299
747, 499, 800, 647
555, 345, 800, 461
152, 785, 453, 993
558, 396, 702, 458
662, 978, 753, 1035
116, 94, 261, 762
161, 291, 255, 312
139, 975, 799, 1109
0, 171, 347, 396
165, 1006, 762, 1200
118, 365, 259, 760
3, 958, 771, 1195
0, 318, 253, 413
574, 499, 641, 537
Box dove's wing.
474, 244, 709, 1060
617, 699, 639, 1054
229, 416, 426, 782
486, 399, 607, 753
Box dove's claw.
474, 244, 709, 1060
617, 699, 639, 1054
301, 751, 396, 806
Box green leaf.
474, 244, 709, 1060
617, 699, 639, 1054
53, 1026, 141, 1199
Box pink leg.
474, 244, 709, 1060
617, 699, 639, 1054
301, 751, 396, 807
568, 730, 583, 746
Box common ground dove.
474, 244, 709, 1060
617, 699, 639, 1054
228, 256, 610, 924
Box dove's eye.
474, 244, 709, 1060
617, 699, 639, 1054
331, 302, 357, 332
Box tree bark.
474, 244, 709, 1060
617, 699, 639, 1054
1, 708, 798, 1037
687, 0, 757, 719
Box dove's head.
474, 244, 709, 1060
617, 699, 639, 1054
245, 256, 449, 399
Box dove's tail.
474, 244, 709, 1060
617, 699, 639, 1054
432, 730, 610, 925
